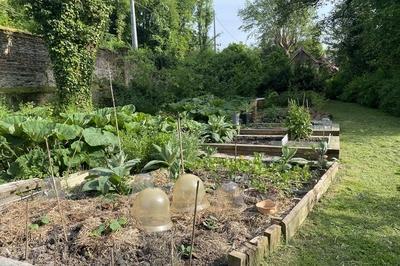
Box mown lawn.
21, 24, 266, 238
266, 101, 400, 265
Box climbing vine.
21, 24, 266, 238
26, 0, 111, 111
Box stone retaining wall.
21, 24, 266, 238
0, 26, 128, 105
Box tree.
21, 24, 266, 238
135, 0, 199, 64
26, 0, 112, 111
0, 0, 36, 31
239, 0, 321, 57
326, 0, 400, 115
194, 0, 214, 50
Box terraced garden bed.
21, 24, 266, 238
0, 158, 338, 266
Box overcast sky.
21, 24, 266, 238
214, 0, 334, 49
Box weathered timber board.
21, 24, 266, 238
279, 162, 340, 242
0, 179, 43, 200
228, 162, 340, 265
205, 137, 340, 160
240, 124, 340, 136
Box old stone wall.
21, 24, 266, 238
0, 26, 127, 106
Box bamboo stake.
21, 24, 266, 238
189, 180, 200, 266
108, 63, 122, 152
110, 243, 115, 266
24, 195, 30, 260
45, 138, 68, 242
177, 115, 185, 174
170, 234, 174, 266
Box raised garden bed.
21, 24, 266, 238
205, 136, 340, 160
228, 162, 340, 265
240, 123, 340, 136
0, 159, 338, 266
230, 135, 285, 146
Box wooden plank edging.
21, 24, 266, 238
277, 162, 340, 243
0, 179, 43, 200
204, 137, 340, 160
228, 162, 340, 265
0, 257, 32, 266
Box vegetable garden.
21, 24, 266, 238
6, 0, 400, 264
0, 94, 340, 265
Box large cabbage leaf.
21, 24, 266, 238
61, 112, 92, 127
22, 120, 55, 142
54, 124, 83, 140
82, 127, 119, 147
1, 115, 28, 136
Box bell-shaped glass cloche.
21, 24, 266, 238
132, 188, 173, 233
172, 174, 209, 212
131, 173, 154, 193
221, 181, 245, 208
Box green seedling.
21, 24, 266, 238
202, 216, 219, 230
179, 244, 192, 259
91, 217, 128, 237
29, 215, 50, 231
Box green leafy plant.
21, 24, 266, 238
179, 244, 192, 259
91, 217, 128, 237
203, 115, 238, 143
188, 156, 312, 195
29, 215, 50, 231
82, 151, 140, 195
202, 216, 219, 230
285, 100, 312, 140
313, 141, 329, 169
277, 145, 298, 172
142, 141, 180, 179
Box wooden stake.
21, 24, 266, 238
108, 63, 122, 152
177, 115, 185, 174
189, 180, 200, 266
170, 234, 174, 266
24, 195, 30, 260
110, 243, 115, 266
45, 138, 68, 242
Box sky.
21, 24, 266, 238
214, 0, 334, 49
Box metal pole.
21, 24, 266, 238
213, 10, 217, 52
130, 0, 138, 49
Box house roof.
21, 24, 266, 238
291, 46, 339, 72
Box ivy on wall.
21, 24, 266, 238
26, 0, 111, 111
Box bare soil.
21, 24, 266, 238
0, 168, 324, 265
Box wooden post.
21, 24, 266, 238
189, 181, 200, 265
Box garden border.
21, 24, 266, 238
204, 136, 340, 160
228, 162, 340, 266
0, 172, 89, 211
0, 163, 339, 265
240, 124, 340, 136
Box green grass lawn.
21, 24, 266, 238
266, 101, 400, 265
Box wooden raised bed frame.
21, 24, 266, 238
205, 136, 340, 160
240, 123, 340, 137
0, 164, 339, 266
228, 162, 340, 266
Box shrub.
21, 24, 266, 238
378, 75, 400, 116
259, 47, 292, 94
261, 106, 287, 123
264, 90, 326, 110
285, 100, 312, 140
